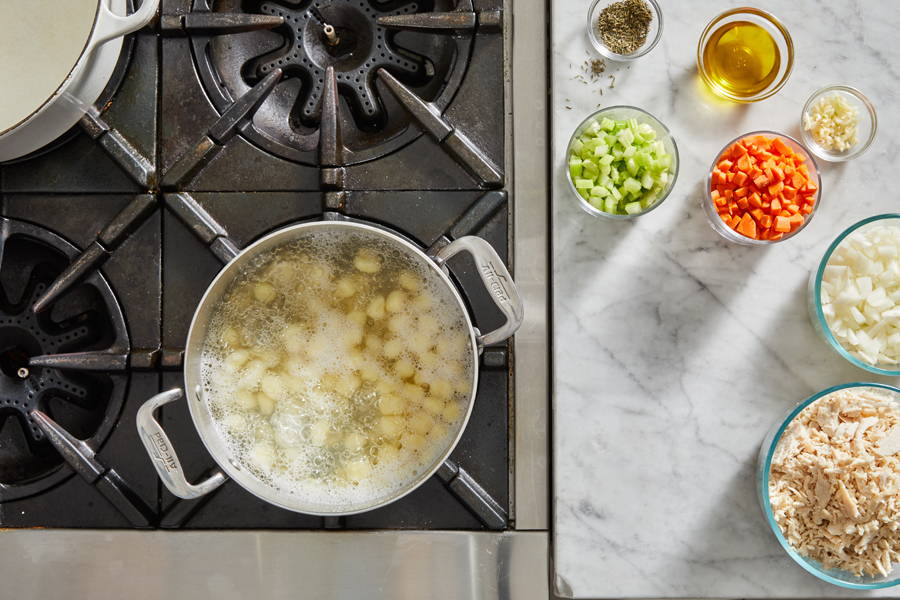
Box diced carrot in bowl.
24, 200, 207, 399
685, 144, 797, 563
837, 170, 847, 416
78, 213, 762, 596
708, 133, 819, 242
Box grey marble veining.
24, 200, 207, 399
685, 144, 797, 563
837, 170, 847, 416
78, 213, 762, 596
551, 0, 900, 597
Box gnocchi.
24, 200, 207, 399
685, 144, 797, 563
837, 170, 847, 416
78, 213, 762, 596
202, 230, 474, 508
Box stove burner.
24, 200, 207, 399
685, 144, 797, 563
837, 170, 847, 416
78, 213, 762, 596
254, 0, 427, 127
0, 219, 128, 500
191, 0, 472, 165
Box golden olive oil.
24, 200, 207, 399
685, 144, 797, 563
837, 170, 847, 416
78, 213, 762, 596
702, 21, 780, 98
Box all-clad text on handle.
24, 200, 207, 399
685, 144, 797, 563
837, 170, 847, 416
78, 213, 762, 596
136, 388, 227, 499
433, 236, 525, 349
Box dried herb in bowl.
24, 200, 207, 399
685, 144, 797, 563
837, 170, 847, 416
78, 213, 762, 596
597, 0, 653, 55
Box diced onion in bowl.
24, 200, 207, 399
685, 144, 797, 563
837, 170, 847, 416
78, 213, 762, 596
821, 224, 900, 366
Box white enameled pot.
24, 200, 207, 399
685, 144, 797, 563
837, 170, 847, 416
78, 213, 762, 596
0, 0, 159, 162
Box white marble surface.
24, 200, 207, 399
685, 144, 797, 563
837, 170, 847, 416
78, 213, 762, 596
551, 1, 900, 597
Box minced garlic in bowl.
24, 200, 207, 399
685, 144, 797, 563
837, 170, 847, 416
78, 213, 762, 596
800, 86, 877, 162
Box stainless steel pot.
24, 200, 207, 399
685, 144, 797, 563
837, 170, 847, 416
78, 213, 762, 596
136, 221, 523, 515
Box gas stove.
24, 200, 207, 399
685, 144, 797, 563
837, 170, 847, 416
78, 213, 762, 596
0, 0, 547, 597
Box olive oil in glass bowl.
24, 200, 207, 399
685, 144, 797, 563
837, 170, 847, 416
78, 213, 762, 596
697, 8, 794, 102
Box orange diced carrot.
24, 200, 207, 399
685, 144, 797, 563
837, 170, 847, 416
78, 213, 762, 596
736, 213, 757, 238
767, 231, 784, 241
753, 174, 769, 189
805, 180, 818, 193
770, 198, 782, 212
734, 186, 749, 198
786, 204, 800, 214
717, 159, 734, 172
771, 137, 792, 155
782, 185, 797, 200
791, 172, 804, 188
801, 204, 814, 214
768, 181, 784, 196
724, 189, 733, 200
771, 166, 784, 181
733, 171, 749, 186
748, 193, 763, 209
774, 216, 791, 232
760, 214, 773, 229
737, 197, 750, 211
750, 208, 765, 222
788, 213, 804, 227
736, 155, 751, 171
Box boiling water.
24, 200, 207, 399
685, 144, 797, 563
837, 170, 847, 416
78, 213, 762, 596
201, 229, 474, 509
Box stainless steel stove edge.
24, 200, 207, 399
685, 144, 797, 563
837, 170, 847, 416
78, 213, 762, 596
0, 530, 549, 600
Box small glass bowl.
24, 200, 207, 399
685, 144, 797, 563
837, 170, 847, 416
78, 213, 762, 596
565, 105, 679, 220
587, 0, 663, 62
696, 7, 794, 103
703, 131, 821, 245
757, 382, 900, 589
800, 85, 877, 162
808, 214, 900, 375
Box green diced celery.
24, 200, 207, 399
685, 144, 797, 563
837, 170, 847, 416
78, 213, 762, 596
571, 139, 584, 154
624, 201, 643, 215
578, 188, 590, 200
599, 117, 616, 131
574, 178, 594, 190
617, 129, 635, 146
640, 172, 654, 189
590, 186, 609, 198
623, 177, 642, 194
603, 197, 618, 213
598, 154, 614, 166
623, 145, 636, 158
626, 157, 638, 176
569, 162, 583, 179
638, 123, 656, 139
610, 186, 622, 201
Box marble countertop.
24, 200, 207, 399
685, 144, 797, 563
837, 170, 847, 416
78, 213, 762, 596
551, 1, 900, 597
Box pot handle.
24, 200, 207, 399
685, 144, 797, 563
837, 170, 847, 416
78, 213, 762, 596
136, 388, 227, 499
433, 236, 524, 348
90, 0, 160, 48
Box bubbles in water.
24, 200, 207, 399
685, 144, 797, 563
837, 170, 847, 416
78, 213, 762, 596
200, 228, 474, 509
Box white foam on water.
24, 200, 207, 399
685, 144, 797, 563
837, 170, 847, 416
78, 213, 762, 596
199, 229, 474, 509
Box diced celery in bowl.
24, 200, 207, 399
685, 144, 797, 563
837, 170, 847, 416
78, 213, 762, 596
566, 106, 678, 219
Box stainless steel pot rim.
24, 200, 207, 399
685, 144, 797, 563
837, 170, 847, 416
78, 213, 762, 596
184, 220, 481, 516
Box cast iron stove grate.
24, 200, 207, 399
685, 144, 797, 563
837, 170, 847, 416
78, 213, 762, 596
0, 218, 128, 501
161, 0, 502, 187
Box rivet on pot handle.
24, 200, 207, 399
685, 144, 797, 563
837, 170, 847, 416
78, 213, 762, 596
136, 388, 227, 499
91, 0, 161, 48
433, 236, 524, 348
